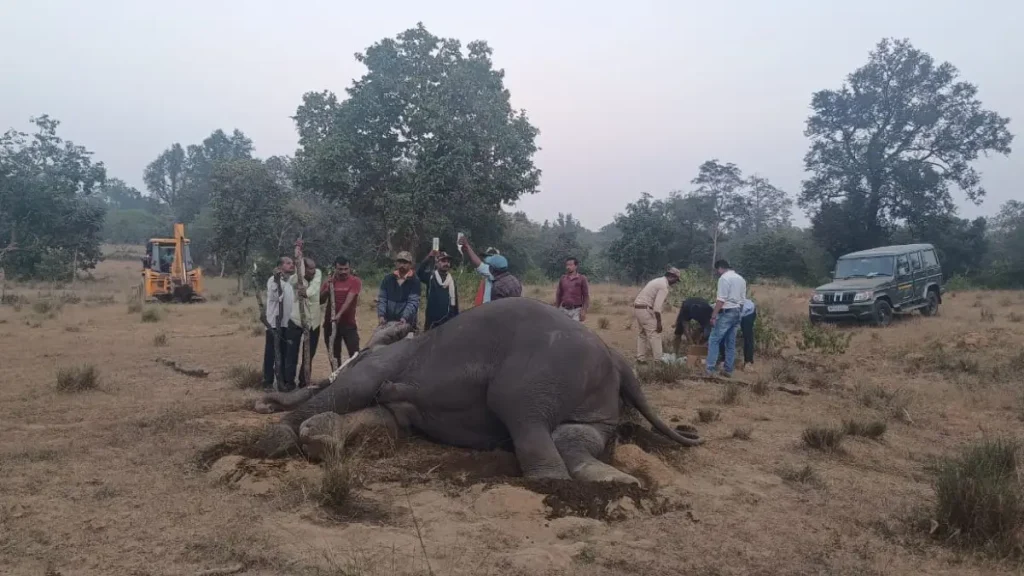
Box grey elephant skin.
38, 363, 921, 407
256, 297, 703, 485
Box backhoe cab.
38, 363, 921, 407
141, 223, 205, 303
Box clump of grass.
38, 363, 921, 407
318, 448, 354, 511
720, 382, 741, 405
597, 317, 610, 330
801, 425, 845, 452
931, 438, 1023, 555
1008, 312, 1023, 323
751, 378, 770, 396
84, 294, 115, 305
141, 307, 163, 323
857, 382, 912, 418
731, 427, 752, 441
842, 418, 887, 439
796, 321, 852, 355
980, 308, 996, 323
588, 300, 604, 314
227, 365, 263, 390
32, 300, 61, 315
696, 408, 720, 423
209, 292, 224, 302
226, 294, 243, 306
636, 361, 687, 384
153, 333, 168, 347
59, 292, 81, 305
250, 325, 264, 337
64, 325, 81, 333
779, 463, 822, 487
127, 300, 142, 314
769, 360, 800, 385
56, 364, 99, 393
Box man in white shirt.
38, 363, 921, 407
705, 259, 747, 377
286, 257, 323, 389
715, 297, 757, 371
262, 257, 295, 390
633, 267, 681, 363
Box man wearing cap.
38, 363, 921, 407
376, 251, 422, 329
458, 237, 522, 303
632, 267, 681, 363
417, 249, 459, 330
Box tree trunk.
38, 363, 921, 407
711, 225, 720, 273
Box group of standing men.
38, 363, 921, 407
260, 236, 525, 391
633, 259, 756, 378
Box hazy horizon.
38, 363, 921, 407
2, 0, 1020, 231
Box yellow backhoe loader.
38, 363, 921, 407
141, 223, 205, 302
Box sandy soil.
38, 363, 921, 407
2, 258, 1024, 575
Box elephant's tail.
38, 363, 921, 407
617, 360, 704, 447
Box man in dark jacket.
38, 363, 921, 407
417, 250, 459, 330
672, 296, 714, 355
376, 251, 421, 330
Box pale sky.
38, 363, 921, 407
2, 0, 1020, 230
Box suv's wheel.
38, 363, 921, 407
921, 290, 939, 317
873, 300, 893, 327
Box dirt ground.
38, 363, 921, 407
2, 258, 1024, 575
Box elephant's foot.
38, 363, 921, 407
571, 461, 642, 487
251, 423, 301, 459
298, 407, 402, 462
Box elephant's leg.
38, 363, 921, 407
298, 405, 412, 461
254, 387, 321, 414
552, 423, 641, 486
504, 423, 572, 480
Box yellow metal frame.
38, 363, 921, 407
142, 223, 205, 302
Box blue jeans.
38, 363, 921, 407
706, 308, 741, 374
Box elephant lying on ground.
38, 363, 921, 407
254, 297, 703, 485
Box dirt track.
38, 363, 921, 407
2, 259, 1024, 575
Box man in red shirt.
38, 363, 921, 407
554, 257, 590, 322
320, 256, 362, 367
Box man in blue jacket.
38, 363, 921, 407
377, 251, 421, 330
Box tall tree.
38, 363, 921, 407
987, 200, 1024, 287
800, 37, 1013, 251
541, 213, 589, 278
0, 115, 107, 279
606, 193, 674, 283
738, 175, 792, 236
210, 158, 286, 291
293, 23, 541, 256
690, 160, 746, 270
143, 143, 187, 209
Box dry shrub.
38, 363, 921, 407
842, 418, 887, 439
32, 299, 61, 315
797, 321, 852, 355
589, 299, 604, 313
226, 294, 243, 306
1009, 312, 1024, 323
802, 425, 845, 452
750, 378, 770, 396
980, 308, 996, 323
636, 361, 687, 385
152, 333, 168, 346
84, 294, 115, 305
209, 292, 224, 302
931, 438, 1024, 556
228, 365, 263, 390
127, 300, 142, 314
56, 364, 99, 393
731, 427, 752, 440
141, 307, 163, 322
857, 382, 912, 417
769, 360, 800, 385
250, 325, 264, 337
597, 317, 610, 330
780, 464, 822, 487
696, 408, 720, 423
720, 382, 741, 405
318, 447, 354, 511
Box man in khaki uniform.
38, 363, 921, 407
633, 267, 681, 362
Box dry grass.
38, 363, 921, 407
153, 333, 168, 347
597, 317, 610, 330
56, 364, 99, 392
931, 438, 1024, 556
636, 361, 687, 384
227, 364, 263, 390
4, 260, 1024, 575
842, 418, 887, 439
141, 306, 163, 322
719, 382, 741, 405
801, 425, 845, 452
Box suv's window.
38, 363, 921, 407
835, 256, 894, 279
922, 249, 938, 268
909, 251, 922, 271
896, 255, 910, 277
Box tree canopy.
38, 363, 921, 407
293, 23, 541, 257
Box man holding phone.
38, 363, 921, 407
417, 248, 459, 330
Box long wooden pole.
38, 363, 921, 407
294, 239, 311, 387
273, 270, 285, 391
327, 274, 338, 372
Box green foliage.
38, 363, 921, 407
801, 38, 1013, 260
735, 231, 811, 285
931, 438, 1023, 555
752, 305, 785, 357
1, 115, 107, 279
540, 214, 589, 279
606, 193, 675, 283
102, 208, 172, 245
293, 23, 540, 257
797, 321, 852, 355
670, 268, 716, 305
